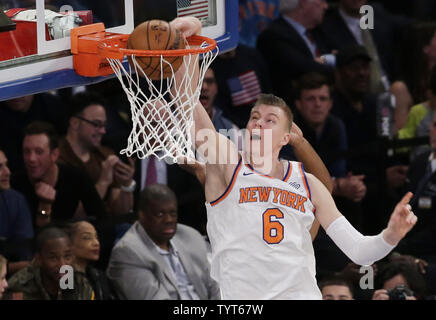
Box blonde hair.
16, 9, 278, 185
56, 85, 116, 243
253, 93, 293, 131
0, 255, 7, 272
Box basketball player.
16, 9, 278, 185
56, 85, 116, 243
170, 17, 417, 300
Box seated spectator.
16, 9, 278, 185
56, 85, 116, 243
11, 121, 105, 228
6, 226, 94, 300
398, 66, 436, 158
0, 93, 68, 173
293, 72, 366, 274
257, 0, 333, 106
0, 149, 34, 275
318, 276, 354, 300
294, 72, 366, 203
321, 0, 410, 94
59, 92, 135, 216
332, 44, 408, 234
396, 111, 436, 263
64, 221, 117, 300
106, 184, 219, 300
402, 24, 436, 104
0, 255, 8, 300
372, 261, 427, 300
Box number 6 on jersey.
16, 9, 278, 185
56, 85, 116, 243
263, 208, 284, 244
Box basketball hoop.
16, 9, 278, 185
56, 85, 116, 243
71, 23, 218, 163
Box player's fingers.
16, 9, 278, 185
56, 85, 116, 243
399, 192, 413, 205
406, 212, 417, 224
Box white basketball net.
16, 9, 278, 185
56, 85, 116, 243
106, 42, 218, 163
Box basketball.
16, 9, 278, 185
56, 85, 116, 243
127, 20, 186, 80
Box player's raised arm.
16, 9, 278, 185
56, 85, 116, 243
288, 122, 333, 240
170, 17, 239, 192
307, 173, 417, 266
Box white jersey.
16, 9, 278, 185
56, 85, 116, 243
206, 157, 322, 300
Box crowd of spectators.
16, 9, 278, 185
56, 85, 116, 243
1, 0, 436, 300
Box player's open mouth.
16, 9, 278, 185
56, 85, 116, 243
200, 95, 209, 105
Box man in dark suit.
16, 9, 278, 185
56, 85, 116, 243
107, 184, 219, 300
321, 0, 410, 93
257, 0, 334, 106
396, 112, 436, 264
132, 155, 207, 236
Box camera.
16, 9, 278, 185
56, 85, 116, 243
387, 285, 414, 300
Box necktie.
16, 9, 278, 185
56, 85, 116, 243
361, 29, 388, 93
146, 156, 157, 186
306, 30, 321, 57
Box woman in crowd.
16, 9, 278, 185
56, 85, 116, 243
66, 221, 117, 300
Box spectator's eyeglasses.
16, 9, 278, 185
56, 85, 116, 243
74, 116, 107, 129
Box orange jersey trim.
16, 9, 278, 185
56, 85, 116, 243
210, 158, 242, 206
299, 162, 312, 200
283, 161, 292, 182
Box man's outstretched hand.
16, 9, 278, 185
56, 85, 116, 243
383, 192, 417, 246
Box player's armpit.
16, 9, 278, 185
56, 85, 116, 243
289, 124, 333, 193
305, 173, 342, 230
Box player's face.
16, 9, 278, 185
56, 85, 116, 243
77, 104, 107, 149
139, 199, 178, 249
296, 85, 332, 128
71, 222, 100, 263
338, 59, 370, 96
0, 151, 11, 191
245, 104, 291, 156
321, 285, 353, 300
0, 264, 8, 299
200, 68, 218, 113
37, 237, 73, 285
23, 134, 58, 181
430, 115, 436, 151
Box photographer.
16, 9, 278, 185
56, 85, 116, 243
372, 261, 428, 300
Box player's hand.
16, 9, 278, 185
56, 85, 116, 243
372, 289, 389, 300
114, 158, 135, 187
100, 155, 119, 185
170, 16, 202, 38
383, 192, 417, 245
35, 182, 56, 203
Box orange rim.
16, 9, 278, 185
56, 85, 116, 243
98, 34, 217, 59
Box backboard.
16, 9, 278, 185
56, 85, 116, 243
0, 0, 238, 101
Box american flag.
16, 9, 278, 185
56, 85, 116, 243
177, 0, 209, 20
227, 71, 261, 106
